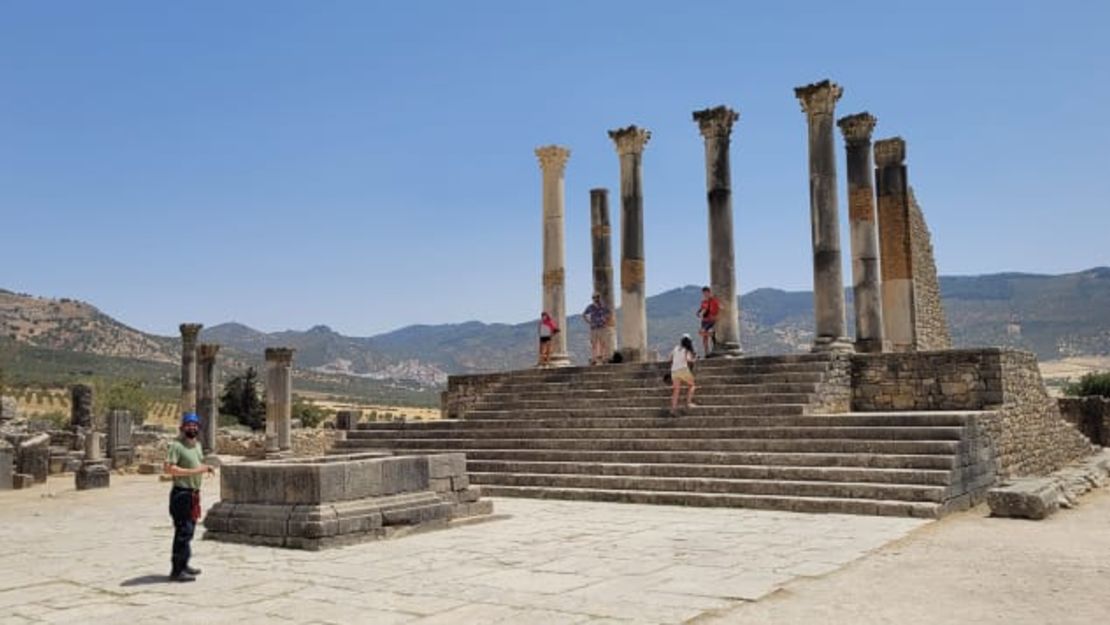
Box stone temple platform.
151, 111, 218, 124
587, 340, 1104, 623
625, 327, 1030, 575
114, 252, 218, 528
203, 452, 491, 549
336, 349, 1096, 518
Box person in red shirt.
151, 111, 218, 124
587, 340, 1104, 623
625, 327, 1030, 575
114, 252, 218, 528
696, 286, 720, 357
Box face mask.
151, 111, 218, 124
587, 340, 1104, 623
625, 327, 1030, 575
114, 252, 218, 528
183, 429, 198, 439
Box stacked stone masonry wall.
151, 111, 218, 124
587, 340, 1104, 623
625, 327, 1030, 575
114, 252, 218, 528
852, 348, 1094, 479
907, 189, 951, 351
442, 374, 508, 419
808, 354, 852, 414
1057, 396, 1110, 446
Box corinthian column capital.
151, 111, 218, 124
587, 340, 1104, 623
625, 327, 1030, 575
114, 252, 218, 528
693, 106, 740, 140
264, 347, 295, 365
794, 79, 843, 117
535, 145, 571, 176
608, 125, 651, 156
837, 112, 877, 146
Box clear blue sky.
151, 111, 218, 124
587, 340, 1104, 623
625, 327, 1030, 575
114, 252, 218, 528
1, 1, 1107, 337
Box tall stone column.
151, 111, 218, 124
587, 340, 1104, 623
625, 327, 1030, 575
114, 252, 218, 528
837, 112, 885, 353
589, 188, 618, 361
608, 125, 651, 362
693, 105, 742, 357
794, 80, 851, 352
197, 343, 220, 456
535, 145, 571, 367
874, 137, 915, 351
179, 323, 203, 414
265, 347, 295, 453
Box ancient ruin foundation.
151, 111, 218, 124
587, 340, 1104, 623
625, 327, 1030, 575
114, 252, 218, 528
204, 452, 492, 549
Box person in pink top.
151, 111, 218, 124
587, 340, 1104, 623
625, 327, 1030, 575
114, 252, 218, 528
537, 311, 559, 366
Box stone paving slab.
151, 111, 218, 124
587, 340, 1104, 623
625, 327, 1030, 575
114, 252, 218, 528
0, 474, 926, 624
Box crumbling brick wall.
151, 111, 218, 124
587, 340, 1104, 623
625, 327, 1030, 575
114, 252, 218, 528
907, 188, 951, 351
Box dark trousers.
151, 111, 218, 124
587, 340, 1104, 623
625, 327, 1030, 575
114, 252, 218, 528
169, 487, 196, 575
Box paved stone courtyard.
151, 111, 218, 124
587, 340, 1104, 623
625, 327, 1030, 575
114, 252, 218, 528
0, 474, 926, 624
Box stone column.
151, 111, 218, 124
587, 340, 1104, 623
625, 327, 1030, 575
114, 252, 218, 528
106, 409, 134, 468
265, 347, 295, 453
179, 323, 203, 414
535, 145, 572, 367
197, 343, 220, 456
837, 112, 885, 353
608, 125, 651, 362
75, 427, 110, 490
693, 105, 743, 357
69, 384, 92, 430
794, 80, 851, 352
874, 137, 915, 351
589, 188, 618, 362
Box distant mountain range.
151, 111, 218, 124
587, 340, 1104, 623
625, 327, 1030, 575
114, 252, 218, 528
2, 267, 1108, 386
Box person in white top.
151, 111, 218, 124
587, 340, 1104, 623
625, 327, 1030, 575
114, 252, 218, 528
670, 334, 697, 413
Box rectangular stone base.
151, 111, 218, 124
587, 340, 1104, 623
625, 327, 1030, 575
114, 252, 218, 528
203, 452, 492, 549
76, 463, 110, 490
13, 473, 34, 489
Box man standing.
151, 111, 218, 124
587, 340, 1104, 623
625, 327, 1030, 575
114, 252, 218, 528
582, 294, 611, 365
164, 412, 215, 582
697, 286, 721, 357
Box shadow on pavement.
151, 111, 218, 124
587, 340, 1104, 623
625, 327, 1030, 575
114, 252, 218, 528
121, 574, 172, 586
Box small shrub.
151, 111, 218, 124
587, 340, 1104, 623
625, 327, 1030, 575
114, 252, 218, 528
1063, 372, 1110, 398
30, 410, 68, 430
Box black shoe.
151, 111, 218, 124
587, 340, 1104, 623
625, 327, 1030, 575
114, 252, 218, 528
184, 566, 202, 575
169, 571, 196, 583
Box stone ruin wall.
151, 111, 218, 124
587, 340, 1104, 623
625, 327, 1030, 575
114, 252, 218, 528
1057, 396, 1110, 447
851, 348, 1094, 479
907, 188, 951, 351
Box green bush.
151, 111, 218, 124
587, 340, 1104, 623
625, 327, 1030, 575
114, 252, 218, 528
219, 368, 265, 430
1063, 372, 1110, 398
292, 398, 332, 429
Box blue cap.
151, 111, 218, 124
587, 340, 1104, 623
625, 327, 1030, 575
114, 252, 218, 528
181, 412, 200, 426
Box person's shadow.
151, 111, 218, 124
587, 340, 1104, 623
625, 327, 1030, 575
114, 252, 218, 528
121, 574, 175, 586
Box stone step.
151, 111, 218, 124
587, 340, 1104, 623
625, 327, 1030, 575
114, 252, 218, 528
347, 426, 965, 442
479, 382, 822, 400
495, 371, 826, 391
332, 448, 958, 470
481, 485, 940, 518
501, 358, 836, 381
335, 437, 959, 455
471, 472, 947, 503
357, 413, 976, 431
466, 460, 953, 486
463, 404, 809, 419
472, 393, 816, 410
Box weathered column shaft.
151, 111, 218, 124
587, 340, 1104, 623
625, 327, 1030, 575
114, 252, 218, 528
70, 384, 92, 430
608, 125, 651, 362
795, 80, 850, 352
694, 106, 742, 356
838, 112, 885, 353
179, 323, 203, 414
589, 189, 618, 360
265, 347, 295, 451
535, 146, 571, 366
874, 137, 915, 351
197, 343, 220, 455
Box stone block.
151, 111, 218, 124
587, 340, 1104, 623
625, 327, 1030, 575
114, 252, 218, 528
282, 464, 322, 504
0, 396, 17, 421
137, 462, 160, 475
18, 434, 50, 483
13, 473, 34, 489
381, 455, 429, 495
75, 462, 110, 490
427, 453, 467, 479
429, 477, 452, 493
451, 475, 470, 491
0, 444, 13, 490
987, 479, 1062, 520
343, 459, 383, 500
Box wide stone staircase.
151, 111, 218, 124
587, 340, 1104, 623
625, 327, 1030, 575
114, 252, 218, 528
334, 353, 996, 518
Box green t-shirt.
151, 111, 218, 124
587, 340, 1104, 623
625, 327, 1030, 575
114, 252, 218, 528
166, 439, 206, 490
